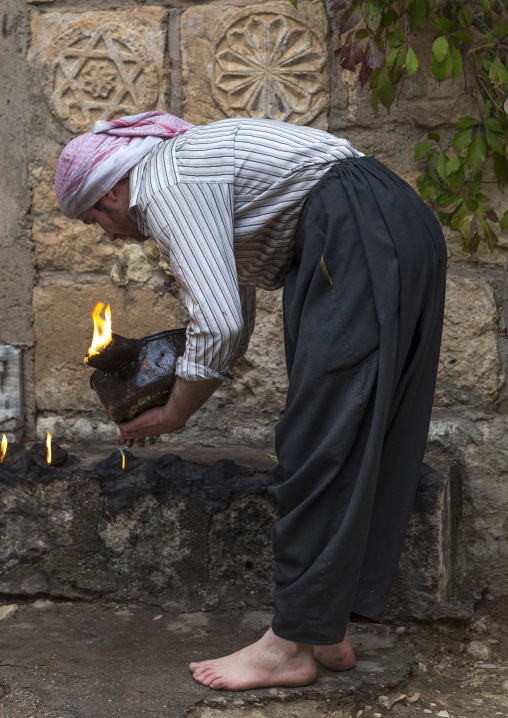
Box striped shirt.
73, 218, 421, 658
129, 118, 364, 381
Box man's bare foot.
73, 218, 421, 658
189, 628, 317, 691
313, 629, 356, 671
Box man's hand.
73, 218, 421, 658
118, 376, 223, 448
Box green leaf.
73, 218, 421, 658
466, 133, 487, 175
432, 51, 453, 82
485, 129, 506, 155
385, 48, 399, 68
405, 46, 418, 76
448, 164, 466, 188
452, 127, 473, 154
450, 30, 473, 44
480, 218, 498, 251
372, 69, 397, 110
480, 0, 492, 11
438, 196, 463, 214
432, 35, 449, 63
500, 210, 508, 231
381, 8, 399, 28
370, 89, 380, 113
484, 117, 504, 134
416, 173, 431, 199
387, 28, 407, 48
437, 151, 449, 179
409, 0, 428, 31
460, 212, 478, 239
436, 152, 448, 180
456, 116, 478, 129
450, 203, 467, 231
446, 157, 462, 175
451, 45, 463, 79
428, 184, 439, 201
415, 142, 432, 161
366, 0, 381, 27
428, 132, 440, 142
489, 58, 508, 83
494, 154, 508, 185
458, 6, 473, 27
492, 19, 508, 42
288, 0, 298, 8
434, 18, 451, 33
468, 179, 482, 196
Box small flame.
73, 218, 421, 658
1, 434, 7, 463
120, 449, 125, 471
46, 432, 52, 465
86, 302, 112, 361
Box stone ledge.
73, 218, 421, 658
0, 443, 472, 620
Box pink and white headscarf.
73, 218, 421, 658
55, 112, 194, 219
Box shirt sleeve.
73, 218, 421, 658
234, 284, 256, 357
145, 180, 247, 381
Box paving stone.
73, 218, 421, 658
0, 604, 415, 718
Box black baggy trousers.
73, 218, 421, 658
271, 157, 447, 645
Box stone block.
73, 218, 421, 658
27, 9, 168, 134
33, 284, 188, 412
181, 0, 330, 129
0, 446, 469, 620
110, 242, 154, 286
30, 158, 123, 273
0, 345, 23, 440
435, 274, 503, 408
177, 288, 288, 449
386, 453, 471, 620
428, 416, 508, 596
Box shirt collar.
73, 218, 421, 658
128, 154, 151, 236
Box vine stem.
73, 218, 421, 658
477, 75, 505, 114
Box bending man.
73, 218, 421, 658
55, 111, 447, 691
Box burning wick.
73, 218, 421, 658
119, 449, 126, 471
46, 432, 52, 465
1, 434, 7, 463
85, 302, 112, 362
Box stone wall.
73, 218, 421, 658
0, 0, 507, 602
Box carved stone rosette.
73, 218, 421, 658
210, 11, 328, 124
44, 23, 160, 134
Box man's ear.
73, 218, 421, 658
103, 178, 128, 205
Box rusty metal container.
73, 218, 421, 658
86, 329, 186, 424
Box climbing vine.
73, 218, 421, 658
313, 0, 508, 253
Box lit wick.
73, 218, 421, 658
46, 432, 52, 465
120, 449, 126, 471
1, 434, 7, 463
85, 302, 112, 363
